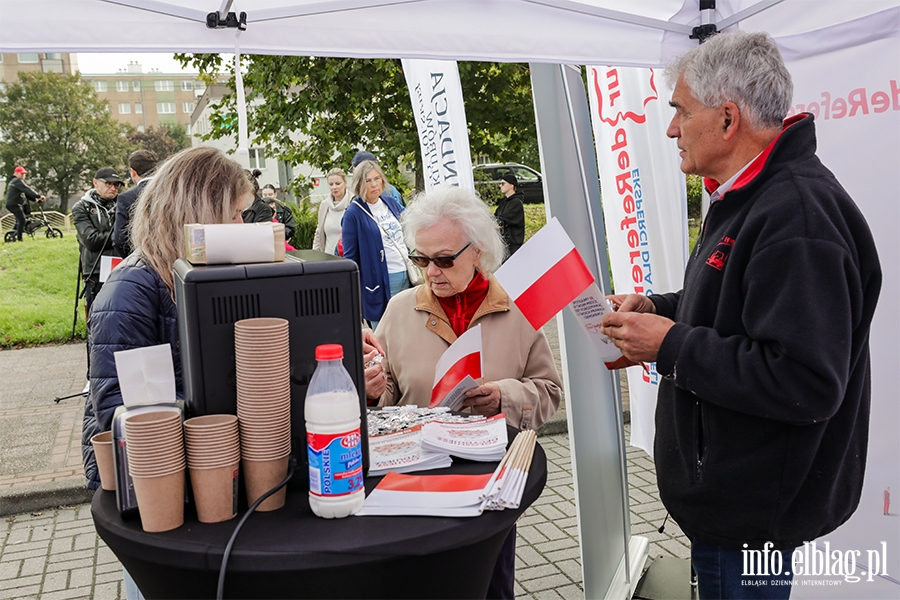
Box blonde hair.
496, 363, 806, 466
130, 146, 251, 293
351, 160, 386, 200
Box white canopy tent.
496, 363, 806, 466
2, 2, 897, 598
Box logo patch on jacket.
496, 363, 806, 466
706, 236, 735, 271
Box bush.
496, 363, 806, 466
473, 168, 503, 206
686, 174, 703, 220
289, 200, 318, 250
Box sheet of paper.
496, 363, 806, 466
114, 344, 176, 407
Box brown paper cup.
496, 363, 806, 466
190, 463, 240, 523
132, 470, 185, 533
242, 456, 288, 512
91, 431, 116, 491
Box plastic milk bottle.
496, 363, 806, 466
305, 343, 365, 518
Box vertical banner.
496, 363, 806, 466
782, 37, 899, 598
401, 59, 474, 192
586, 65, 688, 456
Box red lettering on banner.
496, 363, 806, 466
623, 195, 635, 213
615, 171, 632, 195
787, 80, 899, 120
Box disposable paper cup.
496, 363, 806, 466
133, 470, 185, 533
235, 317, 289, 330
242, 456, 289, 511
189, 463, 239, 523
91, 431, 116, 491
184, 414, 238, 430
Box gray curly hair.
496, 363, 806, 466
402, 184, 506, 273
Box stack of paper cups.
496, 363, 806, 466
184, 414, 241, 523
235, 317, 291, 511
124, 411, 186, 532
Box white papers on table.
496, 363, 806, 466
367, 425, 452, 477
357, 430, 537, 517
421, 413, 508, 461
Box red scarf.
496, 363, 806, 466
437, 271, 490, 337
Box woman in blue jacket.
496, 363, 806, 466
81, 147, 252, 491
341, 160, 410, 328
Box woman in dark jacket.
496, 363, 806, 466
81, 147, 251, 490
341, 160, 410, 329
241, 168, 275, 224
494, 173, 525, 258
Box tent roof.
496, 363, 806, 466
0, 0, 897, 66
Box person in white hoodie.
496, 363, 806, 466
313, 167, 351, 255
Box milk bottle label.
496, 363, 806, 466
307, 428, 364, 496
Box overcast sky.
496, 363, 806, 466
75, 53, 200, 75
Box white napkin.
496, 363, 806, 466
113, 344, 176, 407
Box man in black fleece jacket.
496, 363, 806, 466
601, 32, 881, 599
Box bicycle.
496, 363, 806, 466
4, 202, 63, 242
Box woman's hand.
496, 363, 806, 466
363, 328, 386, 400
462, 382, 502, 417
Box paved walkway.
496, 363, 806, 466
0, 335, 690, 599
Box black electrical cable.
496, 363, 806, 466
658, 512, 670, 534
216, 458, 296, 600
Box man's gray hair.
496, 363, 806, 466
665, 31, 793, 129
402, 184, 506, 273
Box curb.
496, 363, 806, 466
0, 480, 94, 517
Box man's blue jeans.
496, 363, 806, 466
691, 536, 795, 599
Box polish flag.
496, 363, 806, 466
431, 324, 482, 407
495, 218, 595, 330
99, 255, 124, 283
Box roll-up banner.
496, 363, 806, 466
586, 65, 688, 456
784, 35, 899, 599
401, 59, 474, 192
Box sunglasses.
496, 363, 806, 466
97, 179, 122, 188
408, 242, 472, 269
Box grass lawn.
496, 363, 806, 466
0, 233, 87, 348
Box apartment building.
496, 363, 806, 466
80, 62, 205, 133
0, 52, 78, 88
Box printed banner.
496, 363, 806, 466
587, 65, 688, 456
402, 59, 474, 192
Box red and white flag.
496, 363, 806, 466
494, 217, 596, 330
99, 255, 124, 283
430, 324, 482, 407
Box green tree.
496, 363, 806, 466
176, 55, 538, 194
126, 124, 190, 162
0, 71, 132, 212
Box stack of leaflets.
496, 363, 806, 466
421, 414, 508, 461
368, 425, 452, 477
356, 429, 538, 517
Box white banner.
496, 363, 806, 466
783, 36, 900, 599
401, 59, 474, 192
587, 65, 688, 456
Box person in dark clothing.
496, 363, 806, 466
241, 168, 275, 223
72, 167, 123, 312
261, 183, 296, 241
113, 149, 158, 258
5, 166, 44, 241
600, 32, 881, 599
494, 173, 525, 258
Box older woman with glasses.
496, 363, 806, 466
342, 159, 410, 329
365, 184, 561, 598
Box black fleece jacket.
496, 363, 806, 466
650, 113, 881, 550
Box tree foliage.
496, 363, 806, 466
176, 54, 539, 194
0, 71, 132, 212
126, 124, 190, 162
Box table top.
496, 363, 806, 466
92, 428, 547, 574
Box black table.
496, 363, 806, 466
91, 429, 546, 599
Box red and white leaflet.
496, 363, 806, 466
356, 471, 493, 516
494, 217, 595, 330
368, 425, 452, 477
422, 413, 507, 461
430, 324, 482, 407
99, 255, 124, 283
